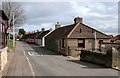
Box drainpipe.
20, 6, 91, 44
94, 31, 97, 51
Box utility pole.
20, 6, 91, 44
13, 12, 15, 49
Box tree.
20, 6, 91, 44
18, 28, 25, 35
2, 1, 26, 28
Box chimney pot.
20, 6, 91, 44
74, 17, 83, 24
55, 21, 61, 29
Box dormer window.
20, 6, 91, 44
80, 28, 82, 33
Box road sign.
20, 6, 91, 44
7, 26, 12, 33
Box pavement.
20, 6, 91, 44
2, 41, 33, 77
2, 41, 119, 78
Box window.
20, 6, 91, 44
59, 40, 61, 47
78, 39, 85, 48
99, 40, 103, 43
62, 39, 65, 48
80, 28, 82, 33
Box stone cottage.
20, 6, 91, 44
35, 30, 50, 47
45, 17, 110, 56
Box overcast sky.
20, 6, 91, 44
19, 2, 118, 36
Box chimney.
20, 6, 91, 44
55, 22, 61, 29
74, 17, 83, 24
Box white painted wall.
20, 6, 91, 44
37, 39, 42, 46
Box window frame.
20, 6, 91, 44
78, 39, 85, 48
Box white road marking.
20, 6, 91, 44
28, 52, 41, 56
28, 52, 34, 56
23, 50, 35, 78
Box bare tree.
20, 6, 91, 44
2, 1, 26, 28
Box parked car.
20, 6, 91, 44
16, 38, 20, 41
26, 38, 35, 44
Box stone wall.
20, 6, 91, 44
100, 42, 120, 68
80, 46, 118, 68
80, 50, 107, 66
0, 47, 8, 70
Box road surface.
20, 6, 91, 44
5, 41, 119, 77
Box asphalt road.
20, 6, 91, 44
20, 41, 119, 77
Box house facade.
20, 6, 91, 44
0, 10, 8, 75
45, 17, 110, 56
35, 30, 50, 47
0, 10, 8, 49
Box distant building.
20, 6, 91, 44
35, 30, 50, 47
22, 30, 51, 46
45, 17, 110, 56
21, 32, 38, 43
0, 10, 8, 48
110, 35, 120, 42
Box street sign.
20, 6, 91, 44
7, 26, 12, 33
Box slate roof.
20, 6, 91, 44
22, 32, 38, 39
36, 30, 50, 39
46, 24, 75, 39
46, 23, 109, 39
110, 35, 120, 41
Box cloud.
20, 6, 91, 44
21, 2, 73, 24
70, 2, 118, 35
20, 2, 118, 35
8, 0, 119, 2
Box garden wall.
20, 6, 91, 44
0, 47, 8, 70
80, 46, 118, 67
0, 47, 8, 77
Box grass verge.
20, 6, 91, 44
7, 40, 16, 48
7, 40, 13, 48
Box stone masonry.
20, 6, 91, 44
0, 47, 8, 77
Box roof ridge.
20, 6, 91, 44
67, 22, 80, 37
56, 24, 75, 30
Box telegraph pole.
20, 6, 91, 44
13, 12, 15, 49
